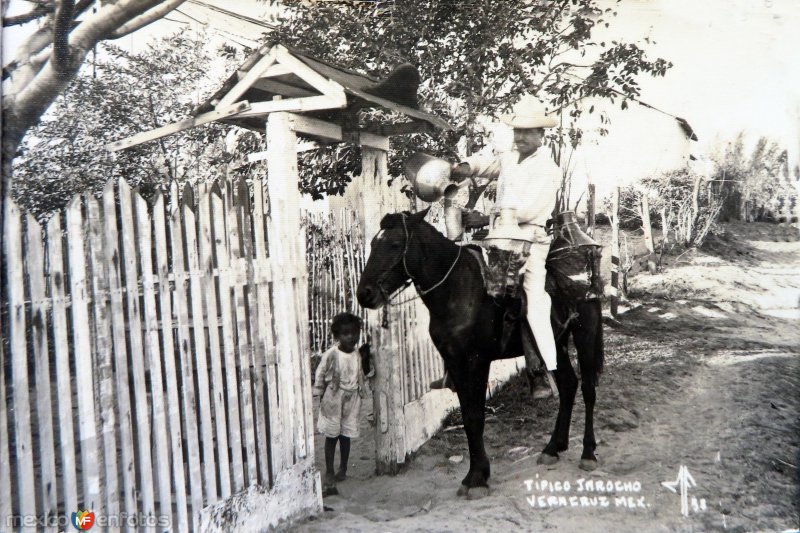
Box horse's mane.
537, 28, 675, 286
379, 212, 409, 230
380, 211, 449, 241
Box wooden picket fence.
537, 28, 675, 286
305, 209, 369, 355
305, 201, 444, 407
389, 286, 445, 406
1, 176, 315, 532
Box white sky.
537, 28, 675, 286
603, 0, 799, 151
3, 0, 798, 200
482, 0, 800, 199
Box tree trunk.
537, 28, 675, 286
1, 114, 26, 270
640, 193, 657, 274
586, 183, 595, 237
689, 172, 701, 242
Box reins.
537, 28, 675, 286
376, 213, 462, 306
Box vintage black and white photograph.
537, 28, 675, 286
1, 1, 798, 531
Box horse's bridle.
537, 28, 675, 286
375, 213, 463, 304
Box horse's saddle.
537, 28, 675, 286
464, 241, 604, 304
465, 237, 602, 360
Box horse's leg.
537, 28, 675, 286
574, 300, 603, 471
447, 356, 492, 499
578, 378, 598, 471
538, 329, 578, 465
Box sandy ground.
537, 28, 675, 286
294, 223, 800, 533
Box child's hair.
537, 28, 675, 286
330, 312, 362, 336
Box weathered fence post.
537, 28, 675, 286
265, 110, 320, 502
351, 147, 406, 474
5, 199, 37, 530
267, 112, 300, 470
66, 197, 102, 513
586, 183, 596, 237
610, 186, 621, 317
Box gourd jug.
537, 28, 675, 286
403, 152, 458, 203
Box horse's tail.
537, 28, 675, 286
582, 298, 604, 387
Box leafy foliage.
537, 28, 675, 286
298, 143, 363, 200
616, 167, 721, 250
274, 0, 672, 196
11, 31, 248, 220
710, 133, 792, 222
614, 132, 794, 252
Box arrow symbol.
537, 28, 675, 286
662, 465, 697, 516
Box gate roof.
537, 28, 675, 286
107, 42, 451, 152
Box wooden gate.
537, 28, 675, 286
305, 209, 370, 355
1, 170, 318, 532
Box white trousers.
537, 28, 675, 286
522, 240, 558, 370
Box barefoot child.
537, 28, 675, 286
313, 312, 369, 495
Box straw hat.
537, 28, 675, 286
500, 94, 558, 129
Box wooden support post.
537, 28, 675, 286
640, 193, 657, 274
586, 183, 596, 237
267, 111, 299, 472
610, 186, 621, 318
352, 148, 406, 474
265, 111, 319, 501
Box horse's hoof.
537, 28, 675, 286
579, 458, 598, 472
457, 484, 469, 497
537, 453, 559, 466
466, 486, 490, 500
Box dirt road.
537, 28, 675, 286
296, 224, 799, 532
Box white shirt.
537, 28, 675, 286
314, 345, 361, 393
335, 347, 360, 391
465, 149, 562, 240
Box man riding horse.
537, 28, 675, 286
442, 94, 563, 399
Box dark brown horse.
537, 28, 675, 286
356, 209, 604, 498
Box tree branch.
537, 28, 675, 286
52, 0, 75, 72
2, 4, 54, 27
4, 22, 53, 91
10, 0, 185, 154
66, 0, 179, 51
510, 53, 539, 95
109, 0, 189, 39
553, 61, 594, 70
72, 0, 96, 18
148, 93, 176, 182
4, 0, 95, 81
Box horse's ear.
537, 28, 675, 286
408, 206, 431, 225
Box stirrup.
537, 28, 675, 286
430, 371, 456, 391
